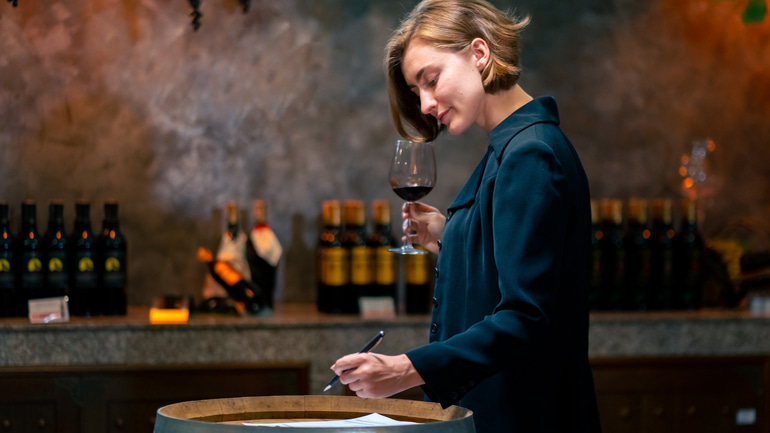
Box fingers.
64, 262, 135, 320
330, 353, 367, 376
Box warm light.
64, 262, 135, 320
110, 230, 116, 239
667, 229, 675, 239
82, 231, 88, 239
56, 232, 61, 240
708, 140, 716, 152
643, 229, 651, 239
595, 231, 603, 241
149, 308, 189, 324
679, 166, 688, 176
2, 233, 6, 240
683, 177, 694, 189
681, 155, 690, 165
29, 232, 34, 240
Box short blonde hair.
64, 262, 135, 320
385, 0, 530, 142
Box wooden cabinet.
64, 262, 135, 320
592, 357, 766, 433
0, 363, 308, 433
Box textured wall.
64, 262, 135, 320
1, 0, 768, 307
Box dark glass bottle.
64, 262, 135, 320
225, 200, 240, 240
198, 248, 266, 315
651, 198, 676, 310
70, 200, 98, 317
675, 198, 704, 310
316, 201, 349, 314
43, 200, 70, 299
600, 199, 627, 311
341, 200, 371, 314
98, 201, 127, 316
367, 200, 397, 300
586, 200, 603, 311
20, 200, 44, 307
0, 202, 20, 317
405, 245, 432, 314
626, 199, 653, 311
245, 200, 277, 309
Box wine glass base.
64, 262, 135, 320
388, 246, 429, 255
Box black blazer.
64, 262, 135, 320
407, 97, 602, 433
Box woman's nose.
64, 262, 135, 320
420, 90, 437, 116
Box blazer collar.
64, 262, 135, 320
446, 97, 560, 213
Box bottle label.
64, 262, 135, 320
406, 253, 428, 285
74, 251, 97, 288
349, 246, 372, 285
0, 253, 14, 289
21, 251, 44, 289
46, 250, 70, 289
375, 247, 396, 285
102, 250, 127, 288
321, 248, 348, 286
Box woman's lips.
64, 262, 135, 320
438, 110, 448, 125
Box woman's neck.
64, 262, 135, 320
478, 84, 533, 132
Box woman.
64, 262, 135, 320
331, 1, 602, 431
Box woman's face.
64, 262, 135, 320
401, 37, 488, 136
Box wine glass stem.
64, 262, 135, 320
404, 201, 415, 249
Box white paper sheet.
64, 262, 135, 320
243, 413, 418, 428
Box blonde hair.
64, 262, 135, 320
385, 0, 530, 142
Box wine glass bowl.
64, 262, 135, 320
388, 139, 436, 255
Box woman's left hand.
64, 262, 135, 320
331, 353, 424, 398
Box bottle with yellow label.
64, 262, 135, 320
98, 201, 127, 316
367, 200, 396, 301
341, 200, 371, 314
0, 202, 20, 317
316, 201, 349, 314
43, 200, 70, 300
405, 245, 432, 314
20, 200, 44, 310
71, 200, 97, 317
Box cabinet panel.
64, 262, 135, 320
592, 357, 766, 433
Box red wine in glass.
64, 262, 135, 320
388, 140, 436, 255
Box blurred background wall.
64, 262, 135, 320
1, 0, 768, 306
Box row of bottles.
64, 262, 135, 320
588, 197, 704, 311
316, 200, 433, 315
0, 200, 127, 318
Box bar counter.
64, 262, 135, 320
3, 304, 770, 394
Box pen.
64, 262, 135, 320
323, 330, 385, 392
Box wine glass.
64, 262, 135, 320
387, 139, 436, 255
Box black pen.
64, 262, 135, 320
323, 330, 385, 392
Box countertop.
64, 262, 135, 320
3, 303, 770, 394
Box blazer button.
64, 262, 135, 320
432, 297, 438, 308
434, 267, 439, 280
430, 322, 438, 334
437, 240, 443, 250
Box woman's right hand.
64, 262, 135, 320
402, 202, 445, 255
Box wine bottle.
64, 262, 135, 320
70, 200, 98, 317
651, 198, 676, 310
600, 199, 627, 311
367, 200, 397, 300
675, 198, 704, 310
626, 198, 653, 311
245, 200, 281, 310
43, 200, 70, 299
586, 200, 603, 311
316, 200, 349, 314
405, 245, 432, 314
20, 200, 44, 308
98, 201, 127, 316
217, 201, 251, 282
0, 202, 20, 317
342, 200, 372, 313
197, 248, 266, 315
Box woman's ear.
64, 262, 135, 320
470, 38, 490, 71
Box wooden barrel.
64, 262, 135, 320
154, 395, 475, 432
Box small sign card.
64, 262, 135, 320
359, 296, 396, 320
28, 296, 70, 324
